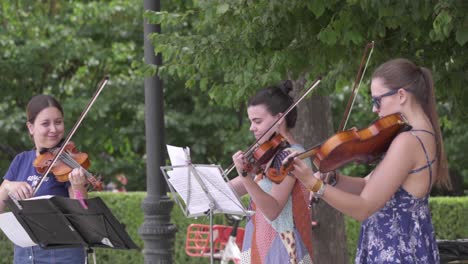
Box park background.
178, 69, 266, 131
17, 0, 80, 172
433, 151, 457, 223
0, 0, 467, 263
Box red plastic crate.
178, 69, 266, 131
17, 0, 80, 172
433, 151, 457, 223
185, 224, 244, 258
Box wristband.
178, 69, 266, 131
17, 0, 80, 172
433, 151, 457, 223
327, 171, 338, 187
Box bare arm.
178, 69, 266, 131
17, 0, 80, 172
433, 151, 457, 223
231, 150, 296, 221
332, 172, 368, 195
228, 175, 248, 197
240, 172, 296, 221
0, 180, 34, 213
291, 133, 418, 221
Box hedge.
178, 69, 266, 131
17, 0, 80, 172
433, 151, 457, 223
0, 193, 466, 263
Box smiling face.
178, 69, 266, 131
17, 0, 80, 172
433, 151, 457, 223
247, 104, 280, 144
27, 106, 65, 150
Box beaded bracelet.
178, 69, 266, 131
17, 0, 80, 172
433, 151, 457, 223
309, 179, 323, 193
314, 182, 327, 198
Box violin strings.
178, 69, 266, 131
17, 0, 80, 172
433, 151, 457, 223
59, 152, 94, 179
59, 152, 101, 191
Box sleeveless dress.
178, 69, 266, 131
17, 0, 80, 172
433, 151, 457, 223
355, 130, 440, 263
240, 144, 314, 264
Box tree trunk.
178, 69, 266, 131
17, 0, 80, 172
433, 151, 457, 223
292, 80, 349, 264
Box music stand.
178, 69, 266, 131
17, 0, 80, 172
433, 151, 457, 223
160, 145, 252, 264
1, 196, 138, 263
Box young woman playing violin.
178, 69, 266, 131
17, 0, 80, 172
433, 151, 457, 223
229, 80, 313, 264
285, 58, 451, 264
0, 95, 86, 263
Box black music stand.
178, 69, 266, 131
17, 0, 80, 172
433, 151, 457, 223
4, 196, 138, 263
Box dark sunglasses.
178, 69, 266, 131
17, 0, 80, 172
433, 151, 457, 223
371, 89, 399, 109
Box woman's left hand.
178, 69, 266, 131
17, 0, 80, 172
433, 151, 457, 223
68, 167, 86, 189
283, 152, 316, 188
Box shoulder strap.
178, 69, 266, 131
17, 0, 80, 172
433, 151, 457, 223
408, 131, 436, 195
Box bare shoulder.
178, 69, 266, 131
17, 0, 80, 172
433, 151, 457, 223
385, 131, 419, 163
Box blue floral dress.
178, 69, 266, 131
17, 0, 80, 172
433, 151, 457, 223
355, 130, 439, 264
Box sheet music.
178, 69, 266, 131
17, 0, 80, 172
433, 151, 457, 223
167, 169, 211, 214
0, 212, 37, 247
167, 144, 190, 166
195, 166, 244, 212
164, 145, 246, 216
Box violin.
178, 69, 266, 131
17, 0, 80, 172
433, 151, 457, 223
33, 141, 103, 191
242, 133, 289, 175
267, 113, 412, 182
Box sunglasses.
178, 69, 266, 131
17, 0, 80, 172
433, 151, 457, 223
371, 89, 399, 109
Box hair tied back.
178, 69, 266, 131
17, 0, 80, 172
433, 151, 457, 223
279, 80, 294, 95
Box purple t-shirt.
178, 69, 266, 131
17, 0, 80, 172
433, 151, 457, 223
3, 150, 70, 197
4, 150, 85, 264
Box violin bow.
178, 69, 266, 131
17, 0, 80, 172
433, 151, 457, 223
307, 42, 374, 205
32, 76, 109, 196
223, 76, 322, 176
337, 41, 374, 132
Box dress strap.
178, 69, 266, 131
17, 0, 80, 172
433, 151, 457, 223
411, 129, 435, 135
408, 131, 436, 195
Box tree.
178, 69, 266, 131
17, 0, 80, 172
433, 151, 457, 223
0, 0, 255, 192
147, 0, 467, 262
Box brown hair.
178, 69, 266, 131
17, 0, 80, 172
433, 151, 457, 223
372, 58, 450, 189
26, 94, 64, 123
248, 80, 297, 128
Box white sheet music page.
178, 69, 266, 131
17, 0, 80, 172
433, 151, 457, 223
195, 166, 244, 213
167, 145, 210, 214
0, 212, 37, 247
167, 145, 190, 166
165, 145, 245, 216
167, 169, 211, 215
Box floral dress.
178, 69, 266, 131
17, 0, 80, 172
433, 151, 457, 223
355, 130, 439, 263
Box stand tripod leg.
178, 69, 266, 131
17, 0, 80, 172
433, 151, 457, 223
85, 247, 97, 264
209, 205, 214, 264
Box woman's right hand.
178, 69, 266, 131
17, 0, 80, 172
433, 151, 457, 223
232, 150, 246, 176
4, 180, 33, 200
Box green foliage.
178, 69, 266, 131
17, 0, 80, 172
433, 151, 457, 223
430, 196, 468, 239
148, 0, 468, 189
0, 239, 13, 263
149, 0, 467, 106
1, 0, 466, 193
0, 0, 254, 190
345, 215, 362, 263
0, 0, 147, 190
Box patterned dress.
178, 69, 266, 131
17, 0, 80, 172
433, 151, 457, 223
355, 130, 439, 263
240, 145, 314, 264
